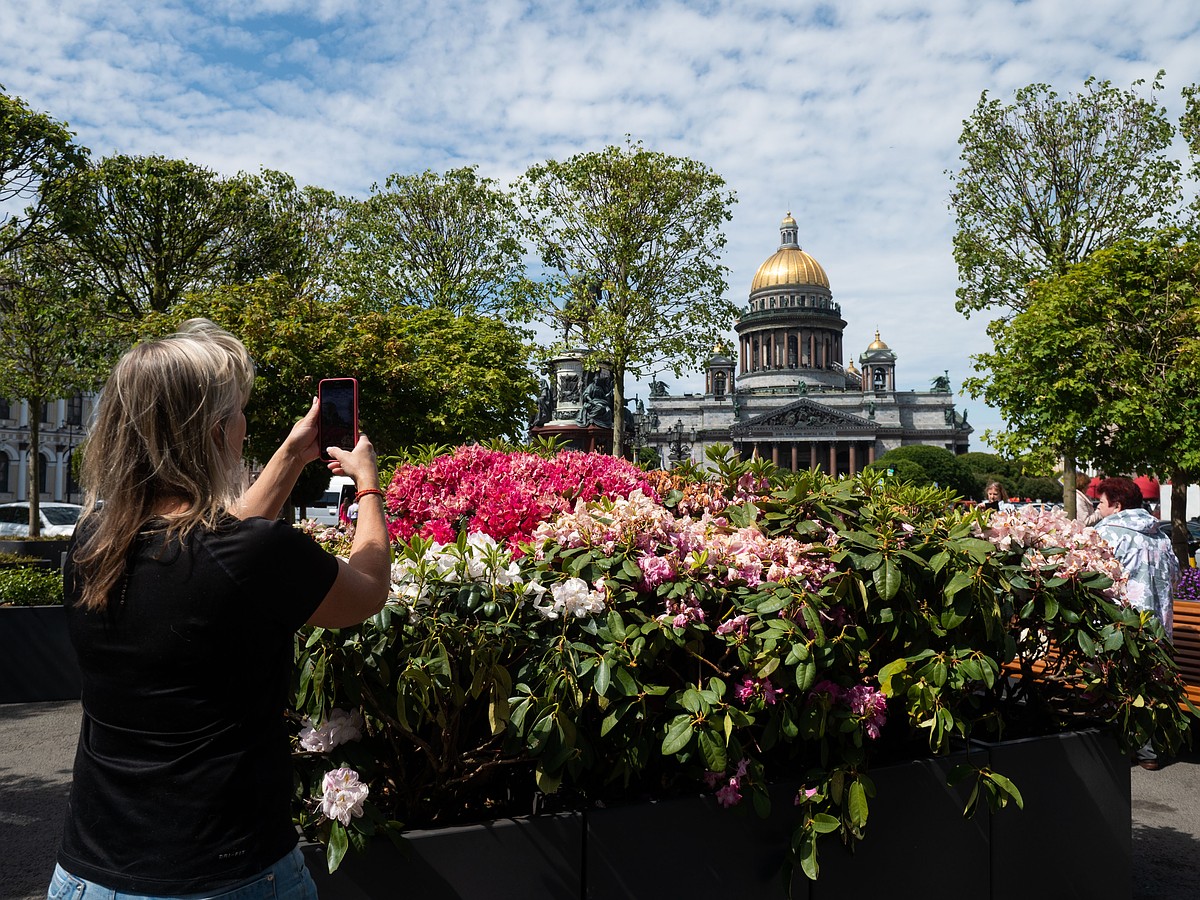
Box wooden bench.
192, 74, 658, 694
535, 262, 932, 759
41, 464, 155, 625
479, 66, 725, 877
1003, 599, 1200, 713
1174, 600, 1200, 710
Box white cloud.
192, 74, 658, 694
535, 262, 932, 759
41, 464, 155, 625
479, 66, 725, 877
2, 0, 1197, 448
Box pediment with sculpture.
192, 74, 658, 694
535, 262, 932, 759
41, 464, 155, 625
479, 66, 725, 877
732, 399, 877, 438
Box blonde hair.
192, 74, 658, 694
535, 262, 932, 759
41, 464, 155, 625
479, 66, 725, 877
74, 319, 255, 610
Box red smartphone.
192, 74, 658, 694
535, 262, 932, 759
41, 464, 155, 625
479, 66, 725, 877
317, 378, 358, 461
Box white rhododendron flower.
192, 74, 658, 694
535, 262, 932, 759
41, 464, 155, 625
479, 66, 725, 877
533, 577, 607, 620
299, 708, 364, 752
321, 767, 369, 825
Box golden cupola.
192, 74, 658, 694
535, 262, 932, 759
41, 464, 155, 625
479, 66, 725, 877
750, 213, 830, 291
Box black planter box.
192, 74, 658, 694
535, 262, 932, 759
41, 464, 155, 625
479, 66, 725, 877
0, 539, 70, 568
0, 604, 80, 704
303, 813, 582, 900
587, 783, 811, 899
301, 730, 1129, 900
974, 728, 1130, 900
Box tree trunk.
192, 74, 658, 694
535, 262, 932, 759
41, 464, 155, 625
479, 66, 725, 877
611, 366, 625, 458
1062, 456, 1077, 519
1170, 477, 1190, 570
27, 398, 42, 538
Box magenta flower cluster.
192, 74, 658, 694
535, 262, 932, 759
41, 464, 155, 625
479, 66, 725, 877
811, 679, 889, 739
385, 446, 658, 551
734, 675, 783, 707
704, 758, 751, 808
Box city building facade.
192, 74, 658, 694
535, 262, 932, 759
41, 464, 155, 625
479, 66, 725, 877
0, 395, 92, 503
643, 214, 971, 472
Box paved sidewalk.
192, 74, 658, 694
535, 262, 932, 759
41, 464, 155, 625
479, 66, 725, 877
2, 701, 1198, 899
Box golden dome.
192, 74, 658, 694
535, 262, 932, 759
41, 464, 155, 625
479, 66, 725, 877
867, 330, 889, 350
751, 248, 830, 291
750, 213, 829, 292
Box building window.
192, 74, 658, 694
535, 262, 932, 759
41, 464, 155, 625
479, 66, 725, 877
713, 371, 727, 399
0, 454, 9, 493
0, 399, 9, 420
38, 453, 48, 494
66, 394, 84, 427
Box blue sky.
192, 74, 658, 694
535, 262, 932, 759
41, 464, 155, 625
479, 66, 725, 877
3, 0, 1198, 449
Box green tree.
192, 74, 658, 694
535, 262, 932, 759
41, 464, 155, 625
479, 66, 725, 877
57, 154, 260, 316
517, 139, 737, 455
868, 446, 977, 498
234, 169, 345, 301
950, 74, 1182, 514
0, 88, 87, 257
965, 232, 1200, 564
337, 166, 524, 314
149, 281, 537, 500
0, 237, 115, 534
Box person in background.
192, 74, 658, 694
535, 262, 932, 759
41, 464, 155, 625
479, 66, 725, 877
978, 481, 1010, 512
48, 319, 391, 899
1094, 476, 1179, 770
1074, 473, 1101, 526
1134, 474, 1162, 518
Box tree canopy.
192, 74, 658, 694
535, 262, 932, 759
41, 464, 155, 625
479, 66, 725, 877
56, 154, 261, 316
950, 74, 1181, 320
336, 166, 524, 314
0, 89, 87, 258
148, 279, 537, 503
517, 139, 737, 454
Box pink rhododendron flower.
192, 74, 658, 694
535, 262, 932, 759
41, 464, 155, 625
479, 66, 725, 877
715, 614, 750, 639
846, 684, 888, 740
977, 508, 1127, 600
637, 553, 677, 591
794, 786, 819, 805
321, 767, 369, 825
716, 780, 742, 807
735, 676, 783, 706
660, 592, 705, 629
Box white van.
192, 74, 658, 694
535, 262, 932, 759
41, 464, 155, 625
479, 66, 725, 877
304, 476, 356, 527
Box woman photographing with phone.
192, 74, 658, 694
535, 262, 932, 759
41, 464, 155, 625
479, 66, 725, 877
48, 319, 390, 899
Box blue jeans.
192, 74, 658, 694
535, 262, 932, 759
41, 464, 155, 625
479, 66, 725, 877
47, 845, 318, 900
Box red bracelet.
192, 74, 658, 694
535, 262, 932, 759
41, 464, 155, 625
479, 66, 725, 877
355, 488, 384, 502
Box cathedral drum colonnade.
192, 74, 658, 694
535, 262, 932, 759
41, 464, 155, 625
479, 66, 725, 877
646, 213, 970, 474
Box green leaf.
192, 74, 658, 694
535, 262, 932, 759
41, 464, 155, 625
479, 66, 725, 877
594, 657, 611, 697
1077, 630, 1096, 655
811, 813, 841, 834
535, 766, 562, 794
795, 658, 816, 691
873, 558, 900, 601
848, 779, 869, 828
662, 715, 694, 755
327, 820, 349, 873
698, 727, 727, 771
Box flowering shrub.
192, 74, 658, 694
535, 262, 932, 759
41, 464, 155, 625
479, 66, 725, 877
384, 445, 657, 549
1177, 566, 1200, 604
292, 447, 1196, 880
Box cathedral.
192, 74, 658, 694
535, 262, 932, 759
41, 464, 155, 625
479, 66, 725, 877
643, 214, 971, 473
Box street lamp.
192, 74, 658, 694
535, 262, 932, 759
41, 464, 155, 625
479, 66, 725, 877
667, 420, 695, 466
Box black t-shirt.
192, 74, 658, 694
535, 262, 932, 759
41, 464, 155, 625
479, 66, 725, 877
58, 515, 339, 893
